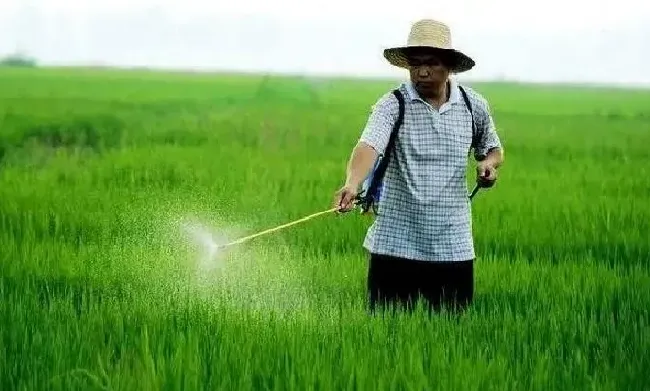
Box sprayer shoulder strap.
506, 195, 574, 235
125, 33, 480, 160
458, 84, 479, 151
366, 88, 405, 194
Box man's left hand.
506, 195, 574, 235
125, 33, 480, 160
476, 161, 497, 188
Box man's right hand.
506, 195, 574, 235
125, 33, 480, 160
333, 141, 379, 213
333, 183, 359, 213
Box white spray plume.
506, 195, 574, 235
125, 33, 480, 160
180, 219, 228, 274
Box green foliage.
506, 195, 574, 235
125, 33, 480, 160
1, 67, 649, 390
0, 53, 37, 67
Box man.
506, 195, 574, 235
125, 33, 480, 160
333, 19, 504, 314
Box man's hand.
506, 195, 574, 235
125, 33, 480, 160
333, 183, 359, 213
333, 142, 378, 214
476, 160, 497, 188
476, 147, 503, 189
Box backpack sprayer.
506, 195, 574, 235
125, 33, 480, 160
214, 85, 494, 251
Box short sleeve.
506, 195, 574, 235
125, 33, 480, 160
473, 95, 502, 161
358, 91, 399, 156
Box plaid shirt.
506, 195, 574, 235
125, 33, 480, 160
359, 79, 502, 262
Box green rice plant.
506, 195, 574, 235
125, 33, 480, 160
0, 67, 649, 390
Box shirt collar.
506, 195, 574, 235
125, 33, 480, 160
404, 78, 461, 106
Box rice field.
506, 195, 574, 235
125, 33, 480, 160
1, 66, 649, 390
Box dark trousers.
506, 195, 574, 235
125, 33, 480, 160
367, 252, 474, 314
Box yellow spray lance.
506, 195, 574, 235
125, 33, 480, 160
214, 182, 487, 251
214, 206, 340, 251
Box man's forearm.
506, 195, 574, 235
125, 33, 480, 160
345, 142, 379, 189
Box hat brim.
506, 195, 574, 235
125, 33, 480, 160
383, 46, 475, 73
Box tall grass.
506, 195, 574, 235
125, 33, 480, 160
1, 67, 649, 390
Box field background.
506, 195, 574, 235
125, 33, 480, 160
1, 66, 649, 390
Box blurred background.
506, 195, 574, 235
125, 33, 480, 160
1, 0, 649, 86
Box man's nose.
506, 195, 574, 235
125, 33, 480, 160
417, 67, 430, 77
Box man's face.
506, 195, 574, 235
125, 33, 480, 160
406, 50, 451, 97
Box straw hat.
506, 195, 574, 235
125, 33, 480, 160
383, 19, 475, 73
